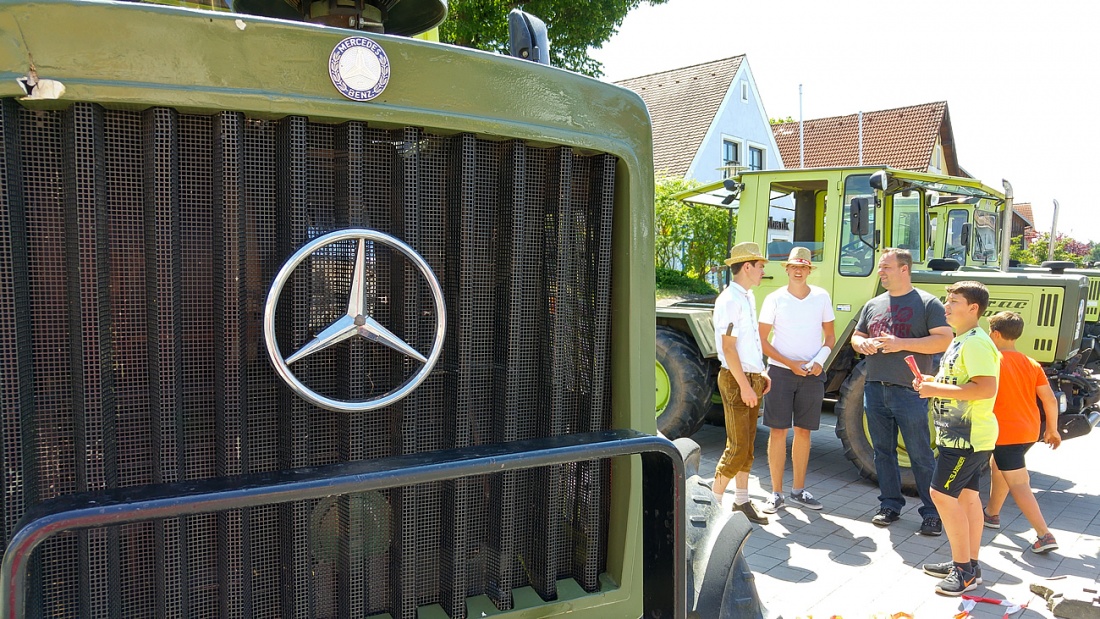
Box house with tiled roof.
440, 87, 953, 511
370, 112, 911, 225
615, 56, 783, 183
1012, 202, 1038, 247
771, 101, 959, 175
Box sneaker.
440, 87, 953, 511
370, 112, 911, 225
762, 492, 784, 514
920, 515, 943, 536
923, 560, 982, 584
1031, 532, 1059, 554
935, 565, 978, 596
871, 507, 900, 527
732, 500, 768, 525
788, 490, 823, 510
983, 511, 1000, 529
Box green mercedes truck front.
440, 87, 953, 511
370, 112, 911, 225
0, 1, 770, 617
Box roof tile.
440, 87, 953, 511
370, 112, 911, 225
615, 56, 744, 177
1014, 202, 1034, 226
771, 102, 948, 172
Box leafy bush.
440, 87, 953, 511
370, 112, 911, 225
654, 175, 733, 282
656, 267, 718, 295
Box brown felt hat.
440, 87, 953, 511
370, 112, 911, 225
724, 242, 768, 266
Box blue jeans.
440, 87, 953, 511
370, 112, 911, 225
863, 381, 938, 518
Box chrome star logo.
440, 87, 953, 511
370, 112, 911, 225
329, 37, 390, 101
264, 229, 445, 412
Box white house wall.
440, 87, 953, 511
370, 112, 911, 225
685, 61, 786, 183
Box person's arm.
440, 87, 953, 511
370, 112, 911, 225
916, 374, 997, 400
721, 334, 759, 407
807, 321, 836, 376
852, 329, 880, 355
759, 322, 808, 376
1036, 383, 1062, 449
877, 325, 953, 354
851, 303, 881, 355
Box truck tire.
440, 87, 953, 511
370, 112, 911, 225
834, 361, 921, 493
656, 326, 713, 439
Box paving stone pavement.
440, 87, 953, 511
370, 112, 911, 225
694, 407, 1100, 618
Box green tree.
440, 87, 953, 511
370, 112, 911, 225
769, 116, 795, 125
654, 175, 732, 282
1088, 243, 1100, 265
439, 0, 668, 76
1010, 233, 1090, 267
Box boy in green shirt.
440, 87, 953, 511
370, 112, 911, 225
914, 281, 1000, 596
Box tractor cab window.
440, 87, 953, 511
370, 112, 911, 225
892, 192, 922, 256
765, 179, 827, 262
971, 205, 999, 264
928, 209, 939, 262
839, 174, 875, 276
945, 208, 968, 263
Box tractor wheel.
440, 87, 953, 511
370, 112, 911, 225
834, 361, 922, 494
656, 326, 713, 439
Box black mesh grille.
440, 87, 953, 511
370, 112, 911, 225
0, 100, 616, 618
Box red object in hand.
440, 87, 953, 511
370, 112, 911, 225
904, 355, 923, 382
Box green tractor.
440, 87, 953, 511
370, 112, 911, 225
928, 197, 1100, 362
659, 167, 1100, 489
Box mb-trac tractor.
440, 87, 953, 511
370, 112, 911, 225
928, 196, 1100, 365
658, 167, 1100, 489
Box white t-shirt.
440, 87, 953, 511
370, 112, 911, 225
759, 285, 835, 370
712, 282, 765, 373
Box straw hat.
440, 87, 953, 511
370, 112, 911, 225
724, 242, 768, 266
785, 246, 814, 269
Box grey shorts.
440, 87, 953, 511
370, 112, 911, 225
762, 365, 825, 430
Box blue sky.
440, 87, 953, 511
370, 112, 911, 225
591, 0, 1099, 243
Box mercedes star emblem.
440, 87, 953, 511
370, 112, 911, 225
264, 229, 445, 412
329, 36, 391, 102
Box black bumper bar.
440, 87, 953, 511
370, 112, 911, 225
1, 428, 685, 619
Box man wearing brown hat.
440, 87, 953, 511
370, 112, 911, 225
711, 241, 771, 524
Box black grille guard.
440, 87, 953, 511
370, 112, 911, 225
0, 429, 686, 619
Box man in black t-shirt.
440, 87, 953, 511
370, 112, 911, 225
851, 249, 953, 536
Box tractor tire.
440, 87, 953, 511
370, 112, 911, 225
834, 361, 920, 494
656, 326, 713, 440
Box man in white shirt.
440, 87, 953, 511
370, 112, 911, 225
712, 242, 771, 525
758, 247, 836, 513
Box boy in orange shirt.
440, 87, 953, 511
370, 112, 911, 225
984, 311, 1062, 553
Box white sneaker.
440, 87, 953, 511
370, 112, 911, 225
762, 492, 784, 514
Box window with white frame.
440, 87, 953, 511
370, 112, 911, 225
722, 140, 740, 178
749, 146, 764, 171
741, 81, 749, 102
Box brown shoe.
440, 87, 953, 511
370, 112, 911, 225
732, 500, 768, 525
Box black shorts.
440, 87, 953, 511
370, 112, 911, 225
992, 442, 1032, 471
762, 365, 825, 430
931, 446, 991, 498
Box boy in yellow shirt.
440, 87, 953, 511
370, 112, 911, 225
915, 281, 1000, 596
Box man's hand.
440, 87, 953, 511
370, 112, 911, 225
808, 362, 823, 376
875, 334, 902, 353
762, 373, 772, 395
1043, 427, 1062, 449
789, 362, 810, 377
738, 378, 758, 407
852, 335, 881, 356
